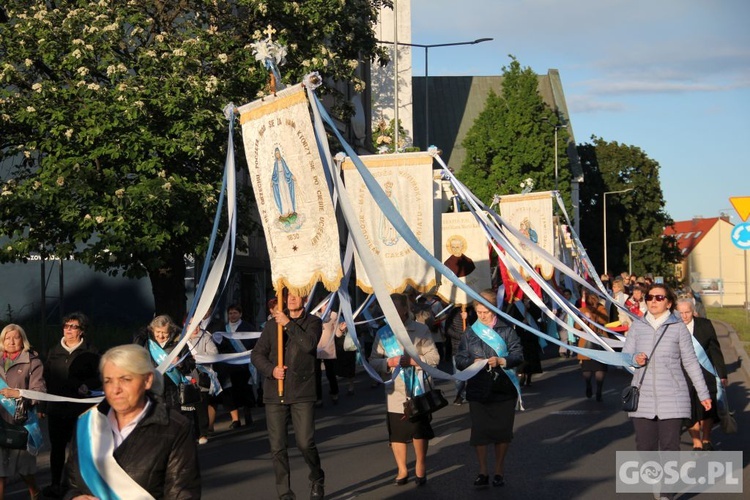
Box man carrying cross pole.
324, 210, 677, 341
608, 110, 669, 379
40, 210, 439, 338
251, 290, 325, 500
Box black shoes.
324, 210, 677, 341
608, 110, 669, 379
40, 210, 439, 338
473, 474, 489, 489
310, 480, 325, 499
394, 475, 409, 486
702, 441, 714, 451
415, 475, 427, 486
229, 420, 241, 430
585, 385, 593, 399
492, 474, 505, 487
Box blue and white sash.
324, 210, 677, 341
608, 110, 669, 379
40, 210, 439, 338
225, 324, 258, 386
470, 321, 524, 409
147, 340, 189, 387
77, 406, 154, 500
0, 377, 44, 455
377, 325, 425, 397
690, 335, 727, 411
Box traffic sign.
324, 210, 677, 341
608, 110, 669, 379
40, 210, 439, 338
731, 222, 750, 250
729, 196, 750, 222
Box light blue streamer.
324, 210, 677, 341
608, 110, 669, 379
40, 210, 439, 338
311, 94, 634, 370
470, 321, 523, 405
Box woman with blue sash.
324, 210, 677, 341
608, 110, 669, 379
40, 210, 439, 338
368, 293, 440, 487
0, 324, 46, 499
65, 344, 200, 498
455, 289, 523, 490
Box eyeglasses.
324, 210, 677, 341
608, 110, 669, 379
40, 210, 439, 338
63, 323, 82, 330
645, 294, 667, 302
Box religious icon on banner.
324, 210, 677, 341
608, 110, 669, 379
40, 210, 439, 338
436, 212, 491, 305
499, 192, 555, 280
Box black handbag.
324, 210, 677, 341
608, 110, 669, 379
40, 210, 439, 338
0, 418, 29, 450
402, 376, 448, 423
179, 381, 201, 405
622, 325, 669, 412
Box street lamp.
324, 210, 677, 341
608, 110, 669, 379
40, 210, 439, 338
628, 238, 652, 276
379, 37, 493, 149
554, 124, 568, 192
603, 188, 633, 275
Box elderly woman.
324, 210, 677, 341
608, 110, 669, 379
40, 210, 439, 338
455, 289, 523, 489
623, 284, 711, 458
64, 344, 200, 499
42, 312, 100, 499
0, 324, 46, 499
369, 293, 440, 487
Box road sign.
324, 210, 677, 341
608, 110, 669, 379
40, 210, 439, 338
729, 196, 750, 222
731, 222, 750, 250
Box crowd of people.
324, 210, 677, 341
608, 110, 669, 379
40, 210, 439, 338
0, 270, 731, 499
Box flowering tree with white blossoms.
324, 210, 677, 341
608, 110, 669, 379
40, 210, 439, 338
0, 0, 389, 322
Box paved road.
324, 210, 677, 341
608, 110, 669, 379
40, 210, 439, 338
8, 321, 749, 499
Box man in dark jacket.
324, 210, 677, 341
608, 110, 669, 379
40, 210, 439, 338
251, 291, 325, 500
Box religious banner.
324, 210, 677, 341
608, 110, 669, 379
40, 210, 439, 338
499, 192, 555, 279
342, 152, 436, 293
436, 212, 492, 305
238, 84, 342, 295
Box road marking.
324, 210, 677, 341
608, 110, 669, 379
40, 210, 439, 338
549, 410, 602, 415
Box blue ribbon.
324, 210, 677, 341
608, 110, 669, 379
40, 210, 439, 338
76, 409, 120, 500
148, 340, 189, 387
470, 321, 523, 403
0, 377, 44, 455
224, 324, 258, 387
690, 335, 727, 410
377, 325, 424, 397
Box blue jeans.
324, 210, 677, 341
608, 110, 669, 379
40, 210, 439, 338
265, 401, 324, 498
453, 356, 466, 398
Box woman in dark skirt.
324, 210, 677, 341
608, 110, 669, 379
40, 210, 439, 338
455, 289, 524, 489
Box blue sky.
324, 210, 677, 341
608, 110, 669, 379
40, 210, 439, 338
410, 0, 750, 224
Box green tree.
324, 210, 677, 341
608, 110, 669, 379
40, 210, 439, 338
0, 0, 388, 322
457, 56, 570, 209
577, 137, 681, 278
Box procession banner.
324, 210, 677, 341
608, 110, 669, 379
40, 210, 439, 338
341, 152, 436, 294
436, 212, 492, 305
238, 84, 342, 295
499, 192, 555, 280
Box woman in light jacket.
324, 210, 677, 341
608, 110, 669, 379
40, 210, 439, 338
623, 283, 711, 455
369, 293, 440, 487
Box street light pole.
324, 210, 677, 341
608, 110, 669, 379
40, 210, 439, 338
628, 238, 652, 276
603, 187, 633, 275
379, 38, 493, 149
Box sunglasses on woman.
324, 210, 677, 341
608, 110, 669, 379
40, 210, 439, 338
645, 294, 667, 302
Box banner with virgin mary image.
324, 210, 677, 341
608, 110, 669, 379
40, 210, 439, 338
499, 191, 555, 279
436, 212, 492, 305
238, 84, 342, 296
342, 152, 436, 293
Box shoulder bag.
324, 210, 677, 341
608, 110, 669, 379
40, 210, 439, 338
0, 418, 28, 450
403, 375, 448, 423
621, 325, 669, 412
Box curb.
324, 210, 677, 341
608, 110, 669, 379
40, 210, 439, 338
713, 318, 750, 384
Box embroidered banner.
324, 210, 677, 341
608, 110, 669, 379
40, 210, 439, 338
499, 192, 555, 280
238, 84, 342, 295
436, 212, 492, 305
341, 152, 436, 293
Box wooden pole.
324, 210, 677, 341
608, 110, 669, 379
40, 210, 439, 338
277, 288, 284, 399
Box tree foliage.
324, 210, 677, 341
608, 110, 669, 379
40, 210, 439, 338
457, 56, 571, 209
0, 0, 387, 321
577, 137, 681, 279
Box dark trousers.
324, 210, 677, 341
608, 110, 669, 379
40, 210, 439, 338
48, 414, 78, 486
315, 359, 339, 400
632, 417, 682, 451
265, 401, 324, 498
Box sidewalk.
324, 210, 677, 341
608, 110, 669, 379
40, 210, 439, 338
711, 318, 750, 383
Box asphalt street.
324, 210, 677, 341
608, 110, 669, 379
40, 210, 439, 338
8, 321, 749, 500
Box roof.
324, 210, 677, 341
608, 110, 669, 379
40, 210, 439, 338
411, 70, 582, 180
663, 217, 729, 257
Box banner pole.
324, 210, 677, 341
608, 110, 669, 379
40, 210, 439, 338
462, 304, 467, 331
277, 288, 284, 399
